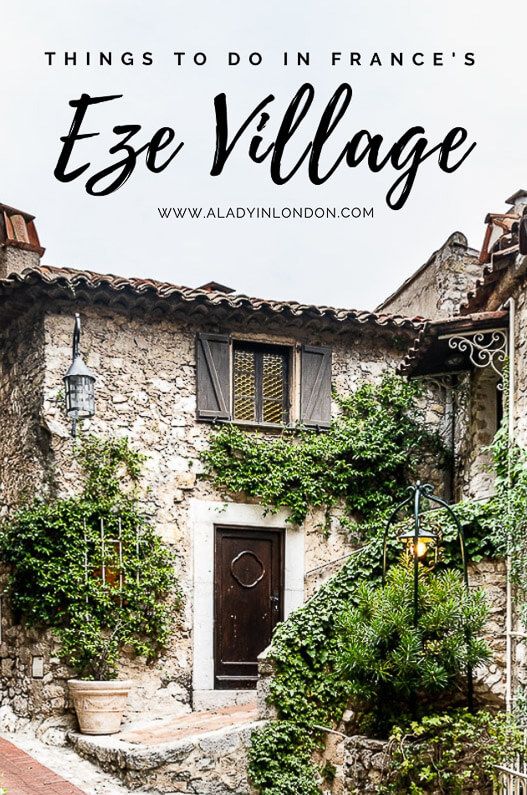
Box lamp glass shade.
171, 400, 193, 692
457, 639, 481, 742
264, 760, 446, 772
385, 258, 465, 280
399, 528, 437, 559
64, 355, 96, 418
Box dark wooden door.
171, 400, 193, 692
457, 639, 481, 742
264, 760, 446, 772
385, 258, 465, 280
214, 526, 284, 689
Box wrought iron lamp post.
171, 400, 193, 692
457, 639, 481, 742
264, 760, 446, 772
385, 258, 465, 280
64, 314, 96, 437
382, 480, 473, 711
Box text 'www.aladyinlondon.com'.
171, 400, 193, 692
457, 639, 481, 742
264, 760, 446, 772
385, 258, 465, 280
157, 205, 374, 220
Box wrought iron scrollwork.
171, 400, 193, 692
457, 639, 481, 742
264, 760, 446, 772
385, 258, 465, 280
445, 330, 507, 388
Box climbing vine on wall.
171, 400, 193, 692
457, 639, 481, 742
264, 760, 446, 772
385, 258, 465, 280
203, 373, 507, 794
0, 436, 180, 680
204, 375, 448, 529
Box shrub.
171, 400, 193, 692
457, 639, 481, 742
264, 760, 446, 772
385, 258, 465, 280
337, 564, 489, 735
380, 708, 523, 794
0, 436, 180, 680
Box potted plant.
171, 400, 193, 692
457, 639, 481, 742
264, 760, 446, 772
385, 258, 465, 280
64, 618, 133, 735
0, 436, 180, 736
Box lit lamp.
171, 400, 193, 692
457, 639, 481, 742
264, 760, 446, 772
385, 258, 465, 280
398, 527, 437, 560
381, 480, 473, 711
64, 314, 96, 437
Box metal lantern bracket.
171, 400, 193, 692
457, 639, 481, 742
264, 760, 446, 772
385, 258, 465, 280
72, 314, 81, 359
439, 328, 508, 389
382, 482, 469, 588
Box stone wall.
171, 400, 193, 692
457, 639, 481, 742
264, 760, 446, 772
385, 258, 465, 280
342, 735, 389, 794
341, 734, 492, 794
0, 584, 73, 723
458, 367, 501, 501
378, 232, 481, 320
0, 309, 52, 518
0, 298, 423, 723
470, 559, 507, 703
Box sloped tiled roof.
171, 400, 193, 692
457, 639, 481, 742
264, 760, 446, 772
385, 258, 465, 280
0, 264, 426, 332
462, 194, 527, 314
398, 310, 509, 377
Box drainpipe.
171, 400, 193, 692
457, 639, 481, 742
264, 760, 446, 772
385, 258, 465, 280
504, 295, 516, 713
446, 377, 456, 503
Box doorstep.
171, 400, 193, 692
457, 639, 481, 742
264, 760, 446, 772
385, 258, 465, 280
192, 689, 257, 712
68, 702, 265, 794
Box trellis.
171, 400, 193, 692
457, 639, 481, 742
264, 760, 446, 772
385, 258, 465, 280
82, 516, 146, 605
495, 763, 527, 794
495, 731, 527, 794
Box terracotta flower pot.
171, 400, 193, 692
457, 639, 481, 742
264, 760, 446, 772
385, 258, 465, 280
68, 679, 133, 735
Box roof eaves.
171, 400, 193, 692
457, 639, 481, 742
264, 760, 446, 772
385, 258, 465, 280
398, 310, 509, 377
0, 264, 427, 332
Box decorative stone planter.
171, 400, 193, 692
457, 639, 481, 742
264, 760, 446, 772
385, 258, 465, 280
68, 679, 133, 735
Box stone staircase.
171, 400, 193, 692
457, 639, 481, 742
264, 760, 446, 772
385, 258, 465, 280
68, 702, 263, 795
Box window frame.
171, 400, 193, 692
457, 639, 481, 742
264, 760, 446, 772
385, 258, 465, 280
231, 340, 292, 427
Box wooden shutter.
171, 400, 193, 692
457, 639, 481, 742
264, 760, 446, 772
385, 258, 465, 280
196, 334, 231, 421
300, 345, 332, 429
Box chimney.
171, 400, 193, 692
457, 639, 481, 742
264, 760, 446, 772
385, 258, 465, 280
198, 280, 235, 294
505, 189, 527, 215
0, 202, 45, 280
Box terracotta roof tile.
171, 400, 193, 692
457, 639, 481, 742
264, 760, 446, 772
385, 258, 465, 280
398, 310, 509, 377
1, 264, 427, 331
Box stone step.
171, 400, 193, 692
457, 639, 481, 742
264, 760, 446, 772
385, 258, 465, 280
68, 703, 265, 795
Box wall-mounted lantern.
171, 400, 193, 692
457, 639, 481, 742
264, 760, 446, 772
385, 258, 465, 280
64, 314, 96, 437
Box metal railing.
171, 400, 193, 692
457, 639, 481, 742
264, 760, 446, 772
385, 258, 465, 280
495, 732, 527, 794
495, 764, 527, 794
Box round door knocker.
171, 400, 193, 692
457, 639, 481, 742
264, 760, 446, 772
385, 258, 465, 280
230, 550, 266, 589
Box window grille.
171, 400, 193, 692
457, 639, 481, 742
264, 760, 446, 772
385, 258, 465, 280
233, 343, 289, 425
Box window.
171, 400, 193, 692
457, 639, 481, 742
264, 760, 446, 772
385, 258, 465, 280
196, 333, 332, 429
232, 343, 290, 425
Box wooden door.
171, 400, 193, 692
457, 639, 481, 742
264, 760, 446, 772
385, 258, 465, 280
214, 526, 284, 689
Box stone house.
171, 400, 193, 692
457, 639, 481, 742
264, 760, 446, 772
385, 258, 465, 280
2, 193, 526, 793
387, 188, 527, 713
0, 200, 426, 724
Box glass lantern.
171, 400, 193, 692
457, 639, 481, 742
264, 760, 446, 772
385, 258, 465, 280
64, 314, 96, 435
398, 527, 437, 560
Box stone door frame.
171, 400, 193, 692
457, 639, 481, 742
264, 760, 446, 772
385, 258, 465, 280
190, 499, 304, 710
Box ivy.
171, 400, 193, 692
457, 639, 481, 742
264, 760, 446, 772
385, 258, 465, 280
202, 374, 509, 794
0, 436, 180, 680
380, 709, 523, 794
248, 721, 320, 795
203, 375, 447, 528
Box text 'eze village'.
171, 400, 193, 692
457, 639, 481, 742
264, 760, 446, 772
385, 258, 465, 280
1, 190, 527, 793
